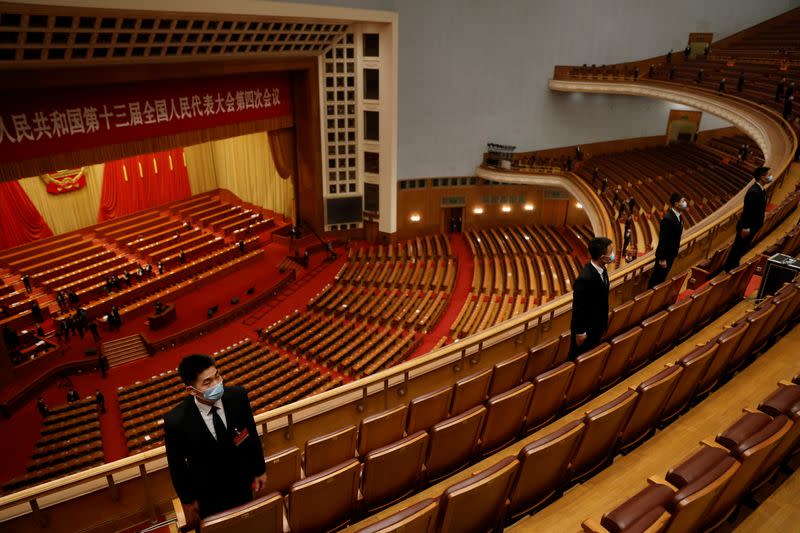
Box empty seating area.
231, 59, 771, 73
118, 338, 341, 454
582, 374, 800, 533
576, 142, 753, 256
346, 262, 797, 531
172, 194, 275, 236
1, 397, 102, 493
449, 225, 582, 339
264, 235, 454, 378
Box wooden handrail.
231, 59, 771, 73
0, 73, 795, 525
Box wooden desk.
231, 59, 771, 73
147, 304, 176, 330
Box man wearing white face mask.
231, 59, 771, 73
649, 193, 686, 288
724, 166, 771, 271
164, 354, 267, 529
569, 237, 613, 360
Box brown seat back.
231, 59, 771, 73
438, 456, 520, 533
606, 300, 635, 339
564, 343, 610, 409
599, 327, 642, 388
631, 310, 668, 369
738, 303, 776, 357
619, 365, 682, 452
758, 384, 800, 417
480, 382, 534, 455
508, 420, 585, 519
358, 404, 408, 457
658, 297, 692, 345
628, 289, 654, 327
665, 455, 739, 533
600, 483, 674, 533
201, 491, 284, 533
645, 278, 672, 317
524, 337, 559, 380
450, 368, 492, 416
680, 285, 714, 336
704, 417, 792, 528
697, 322, 747, 395
425, 405, 486, 482
263, 446, 301, 494
525, 362, 575, 431
406, 386, 452, 434
715, 412, 772, 451
570, 390, 638, 482
354, 498, 439, 533
304, 424, 357, 476
288, 459, 361, 533
552, 330, 573, 367
704, 272, 732, 322
489, 351, 528, 397
361, 431, 429, 511
660, 343, 717, 424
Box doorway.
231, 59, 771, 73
443, 207, 463, 234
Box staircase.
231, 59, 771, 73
101, 334, 150, 367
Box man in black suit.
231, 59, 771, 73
724, 166, 771, 271
569, 237, 614, 359
648, 193, 686, 288
164, 354, 266, 529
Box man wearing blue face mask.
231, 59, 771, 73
164, 354, 267, 529
724, 166, 771, 272
569, 236, 613, 360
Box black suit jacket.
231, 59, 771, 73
570, 262, 610, 341
654, 209, 683, 262
736, 182, 767, 234
164, 386, 265, 513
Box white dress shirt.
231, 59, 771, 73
590, 260, 607, 283
194, 396, 228, 440
671, 207, 681, 221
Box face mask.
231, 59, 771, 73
196, 381, 224, 402
678, 200, 688, 210
605, 251, 616, 264
766, 175, 774, 183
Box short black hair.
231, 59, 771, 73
669, 193, 683, 206
588, 237, 612, 260
178, 354, 215, 386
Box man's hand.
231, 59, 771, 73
575, 332, 587, 346
252, 473, 267, 493
182, 501, 201, 531
658, 259, 667, 268
741, 228, 751, 238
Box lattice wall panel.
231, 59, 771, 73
0, 6, 348, 66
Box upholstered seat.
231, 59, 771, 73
406, 386, 452, 434
480, 382, 534, 454
287, 459, 361, 533
658, 298, 692, 346
508, 419, 585, 519
606, 300, 635, 339
569, 390, 638, 482
361, 431, 429, 511
758, 384, 800, 417
525, 362, 575, 431
354, 498, 439, 533
304, 424, 357, 476
450, 368, 492, 416
438, 456, 520, 533
200, 491, 284, 533
524, 337, 560, 380
627, 290, 654, 328
564, 343, 610, 409
488, 351, 528, 397
600, 483, 673, 533
358, 404, 408, 457
263, 446, 301, 494
630, 310, 668, 369
715, 411, 772, 451
619, 365, 682, 452
425, 405, 486, 482
599, 327, 642, 389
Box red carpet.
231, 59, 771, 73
0, 241, 348, 487
409, 233, 474, 358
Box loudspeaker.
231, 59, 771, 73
247, 287, 255, 295
758, 253, 800, 299
231, 297, 240, 305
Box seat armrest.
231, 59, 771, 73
582, 518, 610, 532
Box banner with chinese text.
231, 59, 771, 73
0, 71, 293, 163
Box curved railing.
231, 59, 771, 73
0, 76, 796, 529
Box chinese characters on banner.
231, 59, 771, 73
0, 71, 293, 163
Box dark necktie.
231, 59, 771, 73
211, 406, 232, 447
602, 269, 609, 288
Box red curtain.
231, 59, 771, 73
0, 180, 53, 250
98, 148, 191, 221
